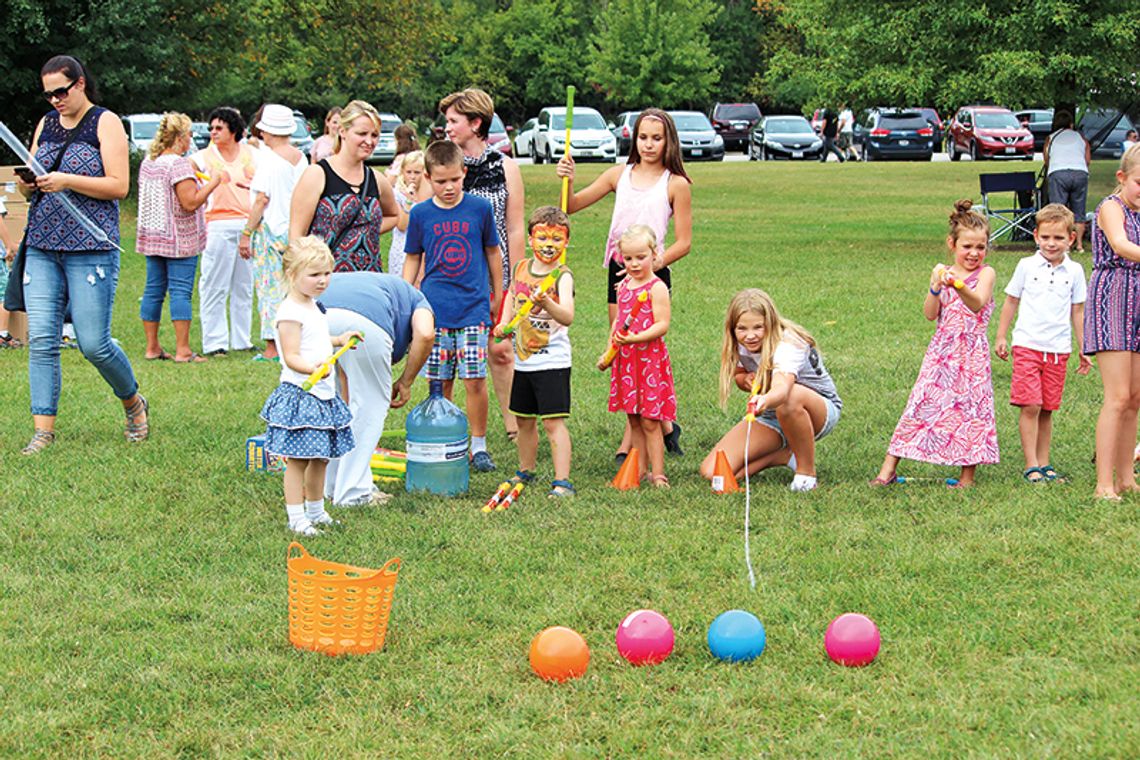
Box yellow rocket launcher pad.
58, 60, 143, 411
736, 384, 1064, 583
496, 482, 525, 511
301, 336, 361, 391
598, 291, 649, 369
495, 271, 559, 343
482, 481, 512, 513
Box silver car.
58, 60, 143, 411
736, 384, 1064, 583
367, 114, 404, 164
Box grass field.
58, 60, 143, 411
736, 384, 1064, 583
1, 159, 1136, 758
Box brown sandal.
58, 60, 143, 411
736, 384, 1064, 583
21, 429, 55, 455
125, 395, 149, 442
650, 474, 670, 489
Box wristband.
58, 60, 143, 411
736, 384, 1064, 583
929, 287, 942, 296
241, 228, 254, 237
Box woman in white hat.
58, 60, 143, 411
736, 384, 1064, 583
241, 104, 307, 361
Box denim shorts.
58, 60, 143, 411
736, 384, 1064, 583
754, 395, 841, 446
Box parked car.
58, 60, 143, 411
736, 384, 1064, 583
669, 111, 725, 161
122, 113, 163, 154
915, 107, 944, 151
748, 115, 822, 161
514, 118, 538, 157
367, 113, 405, 164
430, 112, 512, 156
532, 106, 617, 164
290, 110, 314, 157
1078, 109, 1135, 160
946, 105, 1033, 161
710, 102, 761, 152
611, 111, 640, 155
1015, 108, 1053, 152
854, 109, 936, 161
191, 122, 211, 150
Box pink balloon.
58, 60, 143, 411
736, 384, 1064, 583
825, 613, 881, 667
615, 609, 675, 665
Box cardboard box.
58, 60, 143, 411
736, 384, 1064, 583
246, 434, 284, 474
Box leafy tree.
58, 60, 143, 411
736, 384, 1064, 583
760, 0, 1140, 116
587, 0, 722, 109
707, 0, 769, 102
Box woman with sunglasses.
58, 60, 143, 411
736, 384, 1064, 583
13, 54, 147, 454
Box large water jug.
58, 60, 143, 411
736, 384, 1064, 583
405, 380, 469, 496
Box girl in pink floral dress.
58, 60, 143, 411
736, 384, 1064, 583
603, 225, 677, 487
873, 200, 999, 488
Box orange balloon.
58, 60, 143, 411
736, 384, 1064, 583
529, 626, 590, 682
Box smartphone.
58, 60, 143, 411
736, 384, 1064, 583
13, 166, 37, 183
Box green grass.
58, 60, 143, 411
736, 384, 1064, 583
1, 160, 1136, 758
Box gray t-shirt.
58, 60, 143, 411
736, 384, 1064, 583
738, 337, 842, 411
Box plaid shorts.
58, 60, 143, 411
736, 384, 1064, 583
424, 324, 488, 380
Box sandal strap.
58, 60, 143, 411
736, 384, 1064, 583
22, 429, 56, 454
509, 469, 535, 485
124, 395, 149, 442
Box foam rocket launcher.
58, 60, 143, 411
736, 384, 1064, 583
598, 292, 649, 370
744, 373, 764, 422
560, 85, 575, 223
496, 482, 525, 511
301, 336, 361, 391
935, 265, 964, 290
482, 481, 512, 513
195, 171, 211, 183
495, 271, 559, 343
370, 457, 406, 474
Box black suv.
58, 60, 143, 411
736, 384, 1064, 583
710, 102, 761, 153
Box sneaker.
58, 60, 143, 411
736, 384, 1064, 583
289, 519, 321, 537
789, 474, 817, 492
471, 450, 496, 472
59, 336, 78, 350
309, 512, 341, 526
663, 422, 684, 456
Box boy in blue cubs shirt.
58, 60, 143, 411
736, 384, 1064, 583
402, 140, 504, 471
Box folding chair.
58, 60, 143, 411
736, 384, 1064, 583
979, 172, 1038, 243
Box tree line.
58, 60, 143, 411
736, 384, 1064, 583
1, 0, 1135, 139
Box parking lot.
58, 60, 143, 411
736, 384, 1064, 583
511, 150, 1046, 165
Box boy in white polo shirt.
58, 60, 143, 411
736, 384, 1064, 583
995, 203, 1091, 483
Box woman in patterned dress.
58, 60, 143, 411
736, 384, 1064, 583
872, 200, 998, 488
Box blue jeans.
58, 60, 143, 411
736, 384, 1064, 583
25, 246, 138, 415
140, 255, 199, 322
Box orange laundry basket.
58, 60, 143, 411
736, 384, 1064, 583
287, 542, 401, 655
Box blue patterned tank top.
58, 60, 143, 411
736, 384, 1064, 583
26, 107, 120, 251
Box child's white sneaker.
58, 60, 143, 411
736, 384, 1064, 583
309, 511, 340, 527
289, 518, 321, 536
790, 474, 817, 492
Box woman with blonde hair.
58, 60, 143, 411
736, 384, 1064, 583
290, 100, 398, 272
136, 112, 225, 362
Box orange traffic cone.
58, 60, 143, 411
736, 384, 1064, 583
710, 449, 739, 494
611, 448, 642, 490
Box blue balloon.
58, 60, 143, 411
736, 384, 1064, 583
707, 610, 766, 662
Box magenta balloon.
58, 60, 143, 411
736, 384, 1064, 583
825, 613, 881, 667
615, 609, 675, 665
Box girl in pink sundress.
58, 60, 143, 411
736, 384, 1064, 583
872, 199, 999, 488
602, 225, 677, 487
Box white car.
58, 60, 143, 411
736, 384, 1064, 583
367, 113, 404, 165
122, 113, 163, 155
514, 118, 538, 157
532, 106, 617, 164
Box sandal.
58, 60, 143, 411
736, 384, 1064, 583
650, 474, 670, 489
144, 350, 173, 361
174, 353, 208, 363
21, 429, 55, 455
1023, 466, 1046, 483
0, 334, 23, 349
1039, 465, 1067, 483
124, 395, 149, 442
548, 479, 576, 497
508, 469, 536, 486
868, 474, 898, 487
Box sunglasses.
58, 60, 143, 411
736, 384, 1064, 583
42, 80, 78, 102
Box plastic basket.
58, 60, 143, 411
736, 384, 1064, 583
287, 542, 401, 656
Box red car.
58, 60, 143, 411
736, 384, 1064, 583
946, 105, 1034, 161
430, 112, 513, 157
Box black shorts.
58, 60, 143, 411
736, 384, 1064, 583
607, 258, 672, 304
509, 367, 571, 418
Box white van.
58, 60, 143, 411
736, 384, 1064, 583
532, 106, 617, 164
122, 113, 164, 155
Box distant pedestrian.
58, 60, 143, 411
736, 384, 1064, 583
819, 107, 845, 163
838, 104, 857, 161
1043, 111, 1091, 252
1123, 129, 1138, 155
310, 107, 341, 164
385, 124, 422, 183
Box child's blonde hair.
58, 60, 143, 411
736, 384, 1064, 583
1036, 203, 1075, 232
148, 112, 191, 161
718, 289, 815, 407
1114, 143, 1140, 194
282, 236, 334, 282
618, 224, 658, 254
394, 150, 424, 198
948, 199, 989, 242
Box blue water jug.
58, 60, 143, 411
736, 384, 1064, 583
406, 380, 469, 496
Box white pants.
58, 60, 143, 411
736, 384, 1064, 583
199, 218, 253, 353
324, 308, 395, 505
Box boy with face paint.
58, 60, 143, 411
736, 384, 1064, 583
493, 207, 577, 496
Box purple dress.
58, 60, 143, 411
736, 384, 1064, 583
888, 269, 999, 466
1083, 195, 1140, 354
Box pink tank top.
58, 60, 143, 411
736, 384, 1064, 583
605, 164, 673, 266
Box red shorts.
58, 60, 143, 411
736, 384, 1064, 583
1010, 346, 1069, 410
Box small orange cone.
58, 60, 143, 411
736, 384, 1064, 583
710, 449, 739, 494
612, 448, 642, 490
